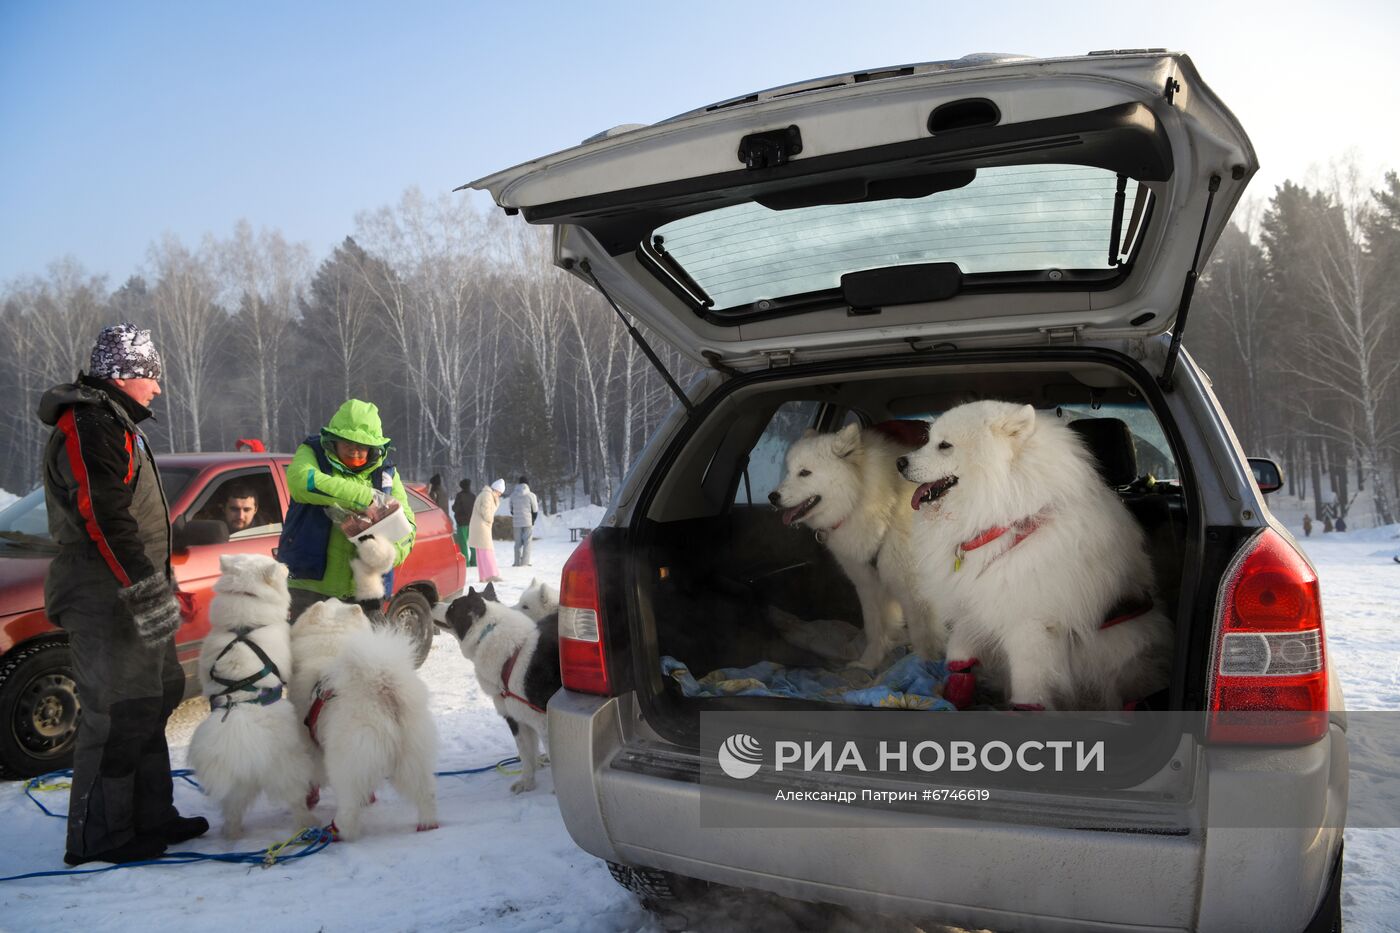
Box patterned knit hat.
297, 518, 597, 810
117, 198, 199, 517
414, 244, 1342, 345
89, 323, 163, 381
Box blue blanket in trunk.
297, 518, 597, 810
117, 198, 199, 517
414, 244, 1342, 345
661, 652, 955, 711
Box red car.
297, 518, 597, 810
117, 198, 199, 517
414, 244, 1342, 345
0, 451, 466, 779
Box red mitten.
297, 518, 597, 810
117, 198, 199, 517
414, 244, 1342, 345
943, 658, 979, 710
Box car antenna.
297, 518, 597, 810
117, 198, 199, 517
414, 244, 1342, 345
1158, 173, 1222, 391
572, 258, 695, 415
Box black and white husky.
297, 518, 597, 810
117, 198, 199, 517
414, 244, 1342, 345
442, 584, 559, 793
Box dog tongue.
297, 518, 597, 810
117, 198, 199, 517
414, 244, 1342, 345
782, 502, 807, 526
911, 483, 937, 511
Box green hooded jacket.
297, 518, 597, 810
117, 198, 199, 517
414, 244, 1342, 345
284, 399, 415, 598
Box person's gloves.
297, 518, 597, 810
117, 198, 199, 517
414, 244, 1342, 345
119, 573, 183, 647
350, 534, 397, 601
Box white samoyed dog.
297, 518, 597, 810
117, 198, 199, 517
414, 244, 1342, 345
188, 554, 316, 838
514, 577, 559, 622
289, 599, 439, 839
770, 422, 943, 668
898, 400, 1172, 710
441, 583, 558, 794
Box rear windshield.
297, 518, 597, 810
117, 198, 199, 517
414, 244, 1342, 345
653, 164, 1150, 310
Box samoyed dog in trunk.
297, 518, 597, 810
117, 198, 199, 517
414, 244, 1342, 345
290, 599, 438, 840
898, 400, 1172, 711
188, 554, 316, 838
770, 421, 942, 668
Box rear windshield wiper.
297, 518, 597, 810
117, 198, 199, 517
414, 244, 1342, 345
0, 530, 57, 550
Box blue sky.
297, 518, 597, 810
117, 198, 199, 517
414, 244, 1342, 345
2, 0, 1397, 284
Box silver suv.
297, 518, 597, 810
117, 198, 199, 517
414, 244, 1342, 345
469, 51, 1346, 932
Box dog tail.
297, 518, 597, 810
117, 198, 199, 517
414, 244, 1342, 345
329, 628, 430, 716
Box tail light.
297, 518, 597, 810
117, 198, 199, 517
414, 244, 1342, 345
1208, 528, 1328, 744
558, 535, 613, 696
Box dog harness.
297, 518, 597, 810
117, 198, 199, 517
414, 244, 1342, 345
303, 680, 336, 747
1100, 594, 1154, 629
499, 649, 547, 714
207, 628, 286, 721
954, 513, 1048, 572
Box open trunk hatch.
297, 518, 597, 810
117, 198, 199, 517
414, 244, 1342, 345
466, 52, 1255, 371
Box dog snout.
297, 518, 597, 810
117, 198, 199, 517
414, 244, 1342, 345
767, 490, 782, 506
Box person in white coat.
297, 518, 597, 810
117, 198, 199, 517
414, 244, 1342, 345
467, 478, 506, 583
508, 476, 541, 567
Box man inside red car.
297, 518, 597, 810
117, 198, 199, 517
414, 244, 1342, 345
220, 483, 261, 533
37, 323, 208, 865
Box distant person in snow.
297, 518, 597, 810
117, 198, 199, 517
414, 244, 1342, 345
509, 475, 541, 567
1335, 516, 1347, 533
1302, 514, 1313, 537
38, 323, 208, 865
427, 473, 450, 515
467, 478, 506, 583
451, 479, 475, 565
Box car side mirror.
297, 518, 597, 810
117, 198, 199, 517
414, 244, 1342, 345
172, 517, 231, 552
1248, 457, 1283, 495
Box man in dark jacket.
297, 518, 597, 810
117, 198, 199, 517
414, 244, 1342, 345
38, 323, 207, 865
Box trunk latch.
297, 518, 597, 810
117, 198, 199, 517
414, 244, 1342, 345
738, 126, 803, 169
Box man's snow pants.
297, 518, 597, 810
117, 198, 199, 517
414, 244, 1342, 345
58, 608, 184, 858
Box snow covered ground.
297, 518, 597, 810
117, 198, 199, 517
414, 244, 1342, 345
2, 505, 1397, 931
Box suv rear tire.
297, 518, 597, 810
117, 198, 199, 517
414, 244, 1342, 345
385, 590, 434, 668
0, 640, 80, 780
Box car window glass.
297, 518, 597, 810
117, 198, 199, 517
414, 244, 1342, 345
407, 489, 438, 513
188, 468, 283, 538
736, 400, 823, 505
0, 487, 49, 537
1056, 403, 1178, 482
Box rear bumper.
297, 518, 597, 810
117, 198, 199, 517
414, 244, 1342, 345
548, 690, 1346, 933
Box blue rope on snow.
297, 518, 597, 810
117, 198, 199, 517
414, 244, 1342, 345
6, 755, 526, 882
435, 756, 521, 776
0, 828, 334, 883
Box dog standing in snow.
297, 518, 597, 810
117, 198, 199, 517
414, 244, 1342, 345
898, 400, 1172, 710
441, 584, 558, 794
770, 422, 942, 667
289, 598, 438, 839
188, 554, 316, 838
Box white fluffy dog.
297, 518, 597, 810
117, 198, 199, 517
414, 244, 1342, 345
770, 422, 941, 667
188, 554, 316, 838
898, 400, 1172, 710
289, 599, 438, 839
349, 533, 396, 602
514, 577, 559, 621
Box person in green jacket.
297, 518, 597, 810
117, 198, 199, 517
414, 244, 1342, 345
277, 399, 416, 622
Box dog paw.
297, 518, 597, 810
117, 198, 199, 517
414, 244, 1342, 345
537, 752, 550, 767
221, 823, 244, 840
416, 822, 439, 832
510, 778, 536, 794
